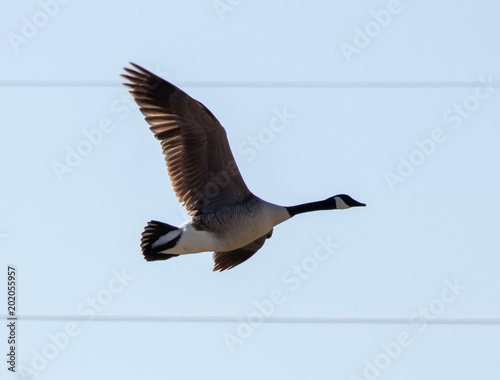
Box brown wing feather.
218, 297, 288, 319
121, 63, 251, 215
213, 230, 273, 272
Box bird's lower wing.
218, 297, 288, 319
213, 230, 273, 272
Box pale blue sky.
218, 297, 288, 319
1, 1, 500, 379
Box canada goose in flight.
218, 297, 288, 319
121, 63, 365, 272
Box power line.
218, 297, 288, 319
0, 80, 499, 88
4, 315, 500, 325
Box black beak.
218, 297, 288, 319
352, 200, 366, 207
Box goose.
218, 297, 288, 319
121, 63, 365, 272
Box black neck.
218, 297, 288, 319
285, 199, 333, 218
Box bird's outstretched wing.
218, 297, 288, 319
212, 230, 273, 271
121, 63, 251, 215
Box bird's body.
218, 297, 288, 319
122, 63, 365, 271
160, 197, 289, 255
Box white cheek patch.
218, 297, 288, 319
151, 229, 182, 248
335, 197, 349, 210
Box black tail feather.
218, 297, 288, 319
141, 220, 180, 262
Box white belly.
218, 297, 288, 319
167, 201, 290, 254
167, 223, 219, 254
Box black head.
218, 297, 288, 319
331, 194, 366, 209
